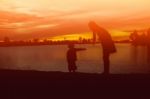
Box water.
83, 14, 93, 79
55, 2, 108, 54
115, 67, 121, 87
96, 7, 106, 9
0, 44, 149, 74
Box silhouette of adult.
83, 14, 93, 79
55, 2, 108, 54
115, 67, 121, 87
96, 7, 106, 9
89, 21, 117, 74
67, 43, 86, 73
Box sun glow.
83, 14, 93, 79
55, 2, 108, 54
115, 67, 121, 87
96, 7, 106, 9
48, 30, 129, 41
49, 33, 92, 41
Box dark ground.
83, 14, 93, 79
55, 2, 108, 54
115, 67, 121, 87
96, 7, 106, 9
0, 69, 150, 99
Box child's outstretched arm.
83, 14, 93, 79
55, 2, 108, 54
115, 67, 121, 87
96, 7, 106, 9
75, 48, 87, 51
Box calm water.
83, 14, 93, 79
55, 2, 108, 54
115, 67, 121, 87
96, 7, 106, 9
0, 44, 149, 74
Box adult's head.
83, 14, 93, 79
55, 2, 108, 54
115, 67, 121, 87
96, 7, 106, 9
88, 21, 100, 32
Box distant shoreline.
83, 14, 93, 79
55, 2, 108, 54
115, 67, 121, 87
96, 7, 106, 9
0, 42, 131, 47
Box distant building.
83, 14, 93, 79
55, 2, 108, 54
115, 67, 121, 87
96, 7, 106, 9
33, 38, 39, 43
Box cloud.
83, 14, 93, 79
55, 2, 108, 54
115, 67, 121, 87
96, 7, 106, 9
0, 0, 150, 40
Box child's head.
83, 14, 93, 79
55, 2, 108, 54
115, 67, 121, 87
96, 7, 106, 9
68, 43, 75, 49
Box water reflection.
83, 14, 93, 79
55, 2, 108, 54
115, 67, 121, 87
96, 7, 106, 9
130, 46, 138, 66
0, 44, 149, 73
0, 49, 15, 69
130, 46, 147, 66
147, 46, 150, 65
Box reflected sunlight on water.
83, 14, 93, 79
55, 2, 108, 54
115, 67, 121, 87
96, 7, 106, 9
0, 44, 149, 74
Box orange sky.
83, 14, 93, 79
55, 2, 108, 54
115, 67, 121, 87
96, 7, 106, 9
0, 0, 150, 40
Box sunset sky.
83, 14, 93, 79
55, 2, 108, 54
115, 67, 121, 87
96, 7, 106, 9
0, 0, 150, 40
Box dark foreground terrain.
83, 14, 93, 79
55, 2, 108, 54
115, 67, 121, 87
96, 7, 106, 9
0, 69, 150, 98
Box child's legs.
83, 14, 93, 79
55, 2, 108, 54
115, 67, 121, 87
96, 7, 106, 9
68, 61, 77, 72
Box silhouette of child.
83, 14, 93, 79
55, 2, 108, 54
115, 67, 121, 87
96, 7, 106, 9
67, 43, 86, 73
